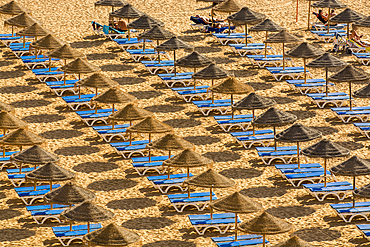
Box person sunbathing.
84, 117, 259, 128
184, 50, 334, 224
115, 20, 128, 32
350, 26, 370, 47
313, 10, 328, 24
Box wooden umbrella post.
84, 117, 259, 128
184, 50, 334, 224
173, 51, 176, 76
245, 24, 248, 45
325, 67, 328, 96
297, 141, 300, 169
282, 43, 285, 69
324, 158, 327, 187
252, 109, 255, 136
307, 2, 311, 30
273, 126, 277, 151
210, 187, 213, 219
187, 167, 190, 198
231, 94, 234, 120
303, 58, 307, 83
234, 213, 238, 240
353, 176, 356, 208
264, 31, 268, 58
349, 82, 352, 111
296, 0, 299, 22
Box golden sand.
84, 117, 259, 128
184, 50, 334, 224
0, 0, 370, 246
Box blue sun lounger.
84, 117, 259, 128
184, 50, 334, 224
114, 38, 152, 50
231, 129, 274, 149
32, 67, 65, 82
62, 93, 97, 110
7, 166, 38, 187
53, 223, 102, 246
171, 85, 210, 102
277, 165, 334, 187
257, 146, 303, 165
212, 235, 268, 247
331, 201, 370, 223
0, 151, 19, 170
311, 30, 345, 42
230, 44, 274, 56
247, 54, 294, 68
77, 108, 116, 126
27, 204, 70, 224
141, 60, 175, 74
92, 124, 130, 142
15, 184, 61, 205
188, 213, 241, 235
352, 52, 370, 66
102, 25, 126, 40
353, 123, 370, 139
193, 99, 232, 116
307, 92, 352, 108
213, 33, 254, 45
213, 114, 253, 132
110, 139, 150, 158
168, 192, 217, 212
303, 181, 354, 201
357, 224, 370, 241
159, 74, 194, 88
49, 83, 80, 96
22, 57, 60, 69
131, 155, 174, 176
127, 48, 170, 62
266, 66, 310, 81
331, 106, 370, 123
286, 78, 337, 94
147, 173, 193, 193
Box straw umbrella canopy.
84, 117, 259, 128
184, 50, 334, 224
354, 183, 370, 200
210, 192, 263, 240
26, 162, 75, 191
330, 8, 366, 39
84, 222, 140, 246
95, 0, 127, 11
285, 42, 325, 83
330, 156, 370, 207
47, 44, 85, 72
227, 7, 266, 43
272, 235, 315, 247
0, 101, 14, 113
0, 1, 30, 15
75, 73, 119, 97
238, 211, 293, 247
185, 168, 235, 218
353, 82, 370, 98
109, 3, 143, 19
58, 58, 101, 85
147, 133, 194, 158
44, 181, 96, 206
302, 139, 350, 186
17, 23, 51, 48
61, 201, 114, 232
253, 107, 297, 150
91, 87, 137, 113
306, 52, 347, 96
4, 12, 41, 36
163, 149, 212, 185
312, 0, 347, 33
209, 77, 254, 111
30, 34, 65, 51
10, 145, 60, 169
354, 15, 370, 28
0, 111, 27, 135
155, 37, 194, 75
329, 65, 370, 110
108, 103, 152, 126
264, 30, 301, 69
249, 19, 285, 57
126, 116, 173, 143
276, 123, 322, 168
212, 0, 242, 34
233, 93, 276, 135
0, 128, 44, 157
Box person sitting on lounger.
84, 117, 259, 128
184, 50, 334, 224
313, 10, 328, 24
350, 26, 370, 47
115, 20, 128, 32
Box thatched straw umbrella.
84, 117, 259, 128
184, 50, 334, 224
272, 235, 314, 247
249, 19, 285, 57
330, 8, 366, 39
227, 7, 265, 42
238, 211, 292, 247
95, 0, 128, 14
0, 101, 15, 113
328, 65, 370, 110
155, 37, 194, 75
30, 34, 65, 60
330, 156, 370, 207
58, 57, 100, 86
75, 73, 119, 97
61, 201, 114, 232
210, 192, 263, 240
184, 169, 235, 219
233, 93, 276, 135
210, 77, 254, 117
354, 15, 370, 28
311, 0, 347, 33
126, 116, 173, 144
0, 1, 30, 16
147, 133, 194, 159
264, 30, 301, 69
253, 107, 297, 150
354, 183, 370, 208
285, 42, 324, 83
0, 111, 27, 135
212, 0, 242, 33
109, 3, 144, 39
91, 87, 136, 114
26, 162, 75, 191
17, 23, 51, 48
4, 12, 40, 36
306, 52, 347, 96
108, 103, 152, 129
84, 223, 141, 246
276, 123, 322, 168
44, 181, 96, 206
47, 44, 85, 72
0, 128, 44, 156
302, 139, 350, 186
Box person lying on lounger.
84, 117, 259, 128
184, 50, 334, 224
350, 26, 370, 47
313, 10, 328, 24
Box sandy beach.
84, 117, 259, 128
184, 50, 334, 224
0, 0, 370, 246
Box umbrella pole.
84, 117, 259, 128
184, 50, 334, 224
210, 187, 213, 219
228, 20, 231, 35
128, 19, 131, 40
64, 72, 66, 85
307, 2, 311, 30
297, 142, 300, 169
167, 165, 171, 179
23, 36, 25, 48
282, 43, 285, 69
79, 86, 81, 99
157, 40, 161, 62
11, 26, 14, 37
174, 51, 176, 76
353, 176, 356, 208
129, 132, 132, 145
325, 67, 328, 97
263, 235, 266, 247
349, 82, 352, 111
49, 58, 51, 72
211, 79, 214, 103
274, 126, 277, 151
112, 104, 115, 113
168, 150, 171, 159
70, 221, 73, 231
187, 167, 190, 198
304, 58, 307, 84
194, 68, 196, 89
264, 32, 268, 58
231, 94, 234, 120
324, 158, 327, 187
296, 0, 299, 22
327, 8, 331, 34
252, 109, 255, 136
234, 213, 238, 240
34, 181, 36, 191
347, 22, 350, 41
95, 88, 98, 96
245, 24, 248, 45
143, 39, 146, 52
88, 222, 90, 233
